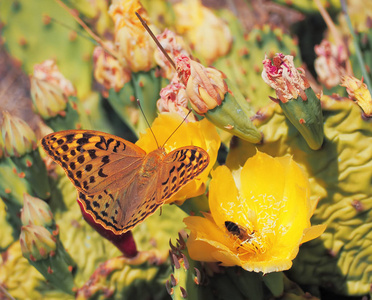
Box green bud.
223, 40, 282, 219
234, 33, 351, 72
2, 111, 37, 157
279, 88, 324, 150
21, 193, 54, 227
20, 225, 56, 261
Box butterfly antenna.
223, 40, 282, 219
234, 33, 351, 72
162, 110, 192, 148
135, 11, 177, 71
136, 99, 159, 148
54, 0, 120, 60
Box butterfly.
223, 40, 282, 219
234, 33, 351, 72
41, 130, 210, 235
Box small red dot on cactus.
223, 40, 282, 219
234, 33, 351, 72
130, 95, 136, 102
50, 250, 56, 257
12, 168, 17, 174
351, 199, 364, 212
26, 160, 32, 167
82, 53, 91, 62
139, 81, 144, 88
18, 36, 27, 47
58, 111, 67, 117
5, 188, 11, 194
69, 31, 77, 41
68, 265, 73, 272
18, 172, 26, 178
48, 266, 54, 274
76, 123, 82, 129
30, 254, 36, 262
42, 14, 51, 25
299, 118, 306, 124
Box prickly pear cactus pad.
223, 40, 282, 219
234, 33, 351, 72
1, 0, 372, 299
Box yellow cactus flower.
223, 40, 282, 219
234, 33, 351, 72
108, 0, 156, 72
173, 0, 232, 64
136, 113, 220, 205
340, 75, 372, 117
93, 42, 131, 93
184, 151, 326, 273
30, 60, 76, 119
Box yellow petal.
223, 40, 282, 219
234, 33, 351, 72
301, 224, 327, 244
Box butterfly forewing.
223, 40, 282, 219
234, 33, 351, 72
159, 146, 210, 202
42, 130, 146, 194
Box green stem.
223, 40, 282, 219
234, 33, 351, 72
340, 0, 372, 94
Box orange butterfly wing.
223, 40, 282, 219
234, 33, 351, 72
42, 130, 210, 235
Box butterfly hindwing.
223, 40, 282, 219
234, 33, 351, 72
159, 146, 210, 202
41, 130, 146, 195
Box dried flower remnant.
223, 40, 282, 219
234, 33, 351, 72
314, 40, 348, 89
341, 75, 372, 117
157, 81, 197, 122
108, 0, 157, 72
154, 29, 190, 79
93, 42, 131, 93
262, 53, 310, 103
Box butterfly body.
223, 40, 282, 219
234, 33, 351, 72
42, 130, 209, 235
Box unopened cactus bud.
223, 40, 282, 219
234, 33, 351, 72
2, 111, 37, 157
1, 111, 50, 198
176, 55, 261, 143
30, 60, 76, 119
341, 75, 372, 117
21, 193, 54, 228
173, 0, 232, 64
20, 225, 56, 261
262, 53, 324, 150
